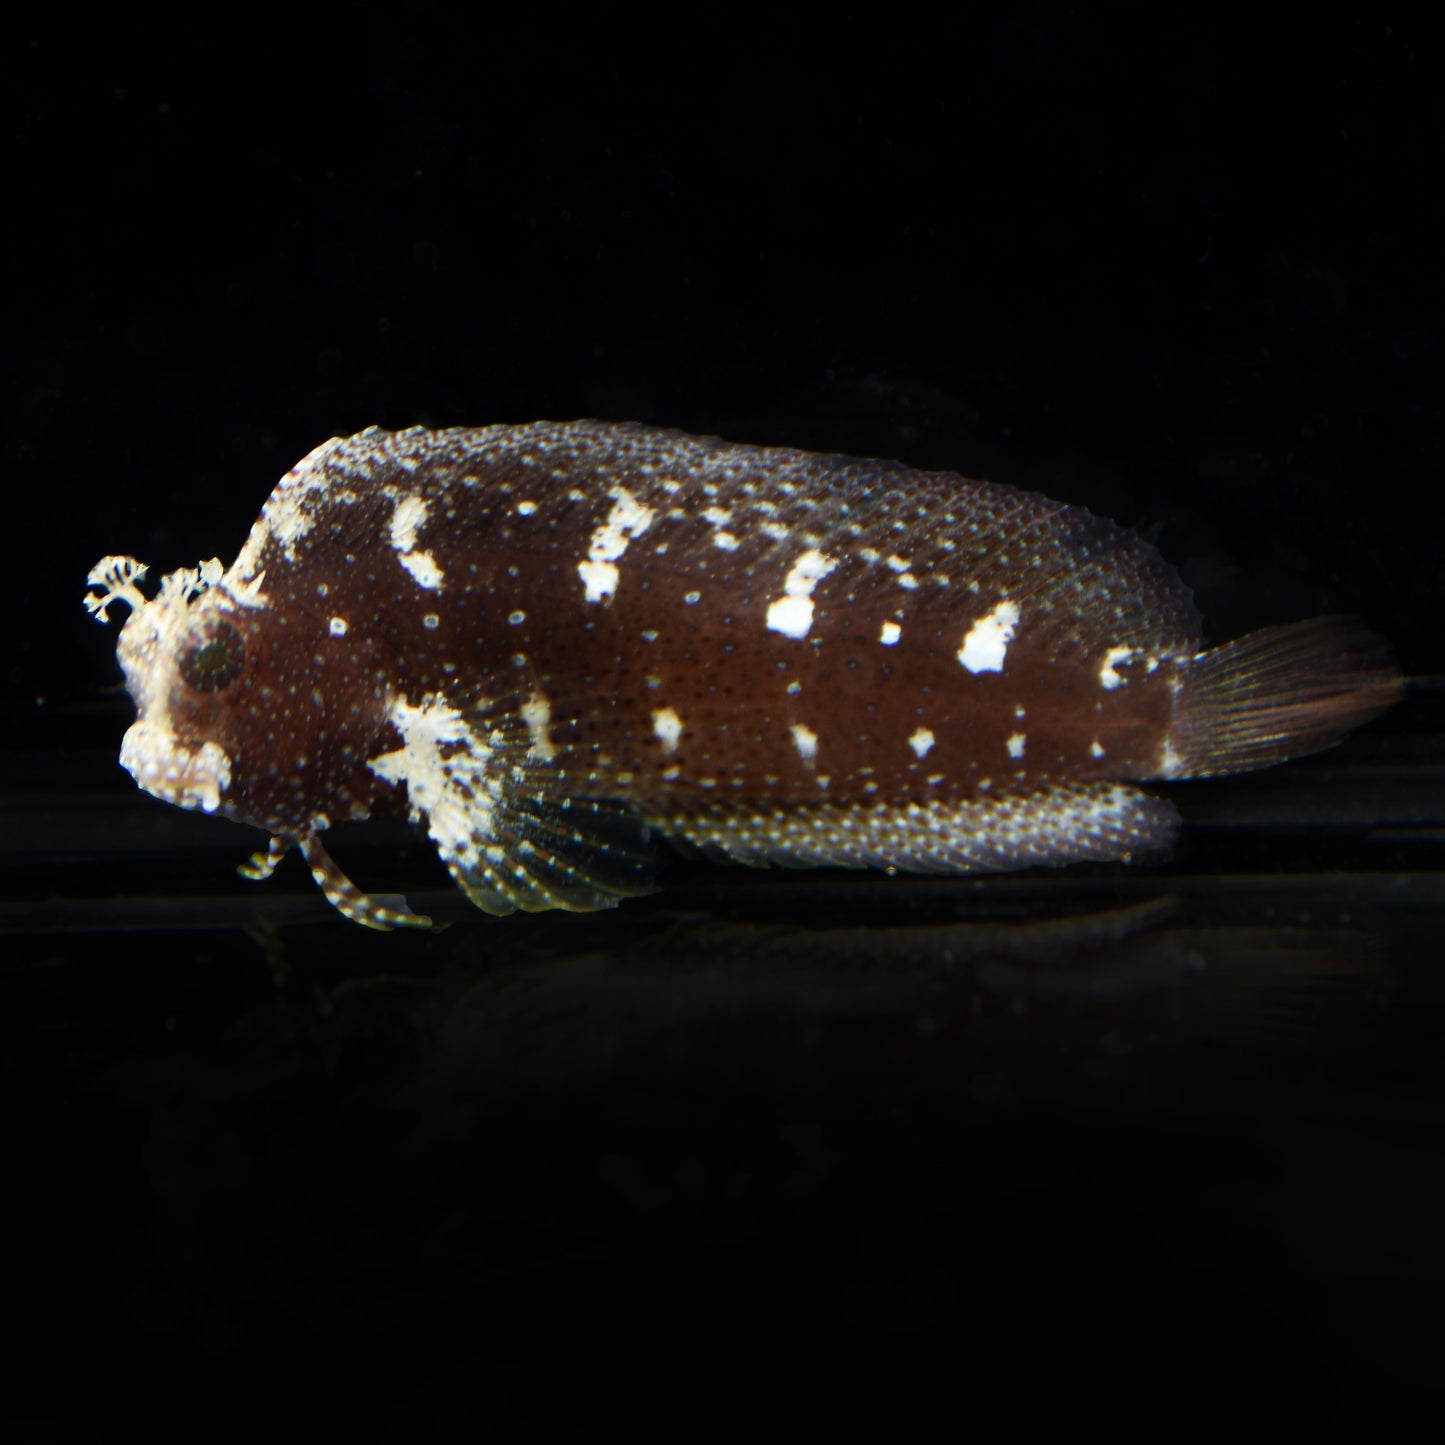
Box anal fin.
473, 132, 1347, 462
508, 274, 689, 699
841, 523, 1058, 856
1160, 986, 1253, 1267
643, 782, 1179, 875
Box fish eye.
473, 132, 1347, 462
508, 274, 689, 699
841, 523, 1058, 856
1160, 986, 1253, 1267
179, 618, 247, 694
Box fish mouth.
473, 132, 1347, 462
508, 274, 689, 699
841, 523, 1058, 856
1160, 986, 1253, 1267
119, 719, 232, 815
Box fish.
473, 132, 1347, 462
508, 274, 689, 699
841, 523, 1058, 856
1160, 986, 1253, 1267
84, 422, 1403, 929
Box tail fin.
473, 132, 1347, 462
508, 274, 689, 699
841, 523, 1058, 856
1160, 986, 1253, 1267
1166, 617, 1403, 778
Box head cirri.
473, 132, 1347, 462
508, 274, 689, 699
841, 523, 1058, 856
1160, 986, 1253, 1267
84, 554, 240, 815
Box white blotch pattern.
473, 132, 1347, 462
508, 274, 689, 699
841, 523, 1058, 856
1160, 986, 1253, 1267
1007, 732, 1027, 759
1099, 645, 1137, 690
765, 548, 838, 641
578, 487, 654, 604
399, 550, 444, 591
1090, 740, 1106, 759
879, 621, 901, 646
909, 727, 935, 759
328, 617, 348, 637
652, 706, 683, 753
957, 600, 1020, 674
521, 692, 555, 760
369, 694, 495, 863
389, 495, 445, 591
577, 562, 615, 603
389, 495, 428, 553
790, 723, 819, 764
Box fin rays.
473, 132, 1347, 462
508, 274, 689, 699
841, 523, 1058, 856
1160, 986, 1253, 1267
372, 687, 657, 918
1166, 617, 1403, 777
644, 781, 1179, 875
450, 792, 655, 915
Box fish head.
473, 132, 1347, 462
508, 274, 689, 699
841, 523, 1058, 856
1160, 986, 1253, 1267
85, 554, 260, 820
84, 552, 365, 838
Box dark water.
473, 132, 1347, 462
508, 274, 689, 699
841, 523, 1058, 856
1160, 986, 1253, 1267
8, 7, 1445, 1439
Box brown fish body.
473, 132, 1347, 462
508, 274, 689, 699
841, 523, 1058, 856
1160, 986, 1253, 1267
85, 422, 1401, 928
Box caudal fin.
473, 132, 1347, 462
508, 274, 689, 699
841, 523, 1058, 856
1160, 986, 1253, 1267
1165, 617, 1403, 778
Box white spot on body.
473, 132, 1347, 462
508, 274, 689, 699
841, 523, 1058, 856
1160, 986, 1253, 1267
388, 495, 445, 591
714, 532, 740, 550
400, 550, 445, 591
790, 723, 819, 764
909, 727, 935, 759
516, 500, 537, 516
879, 621, 901, 646
578, 487, 654, 604
390, 495, 428, 553
652, 707, 683, 754
521, 692, 555, 760
1099, 645, 1137, 690
329, 617, 349, 637
1007, 732, 1027, 759
578, 560, 619, 603
228, 436, 353, 579
1090, 740, 1106, 759
957, 600, 1020, 674
765, 548, 838, 641
1158, 738, 1185, 777
369, 694, 496, 862
766, 596, 813, 639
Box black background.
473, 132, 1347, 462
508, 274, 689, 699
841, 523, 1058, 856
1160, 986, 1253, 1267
5, 7, 1444, 1440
